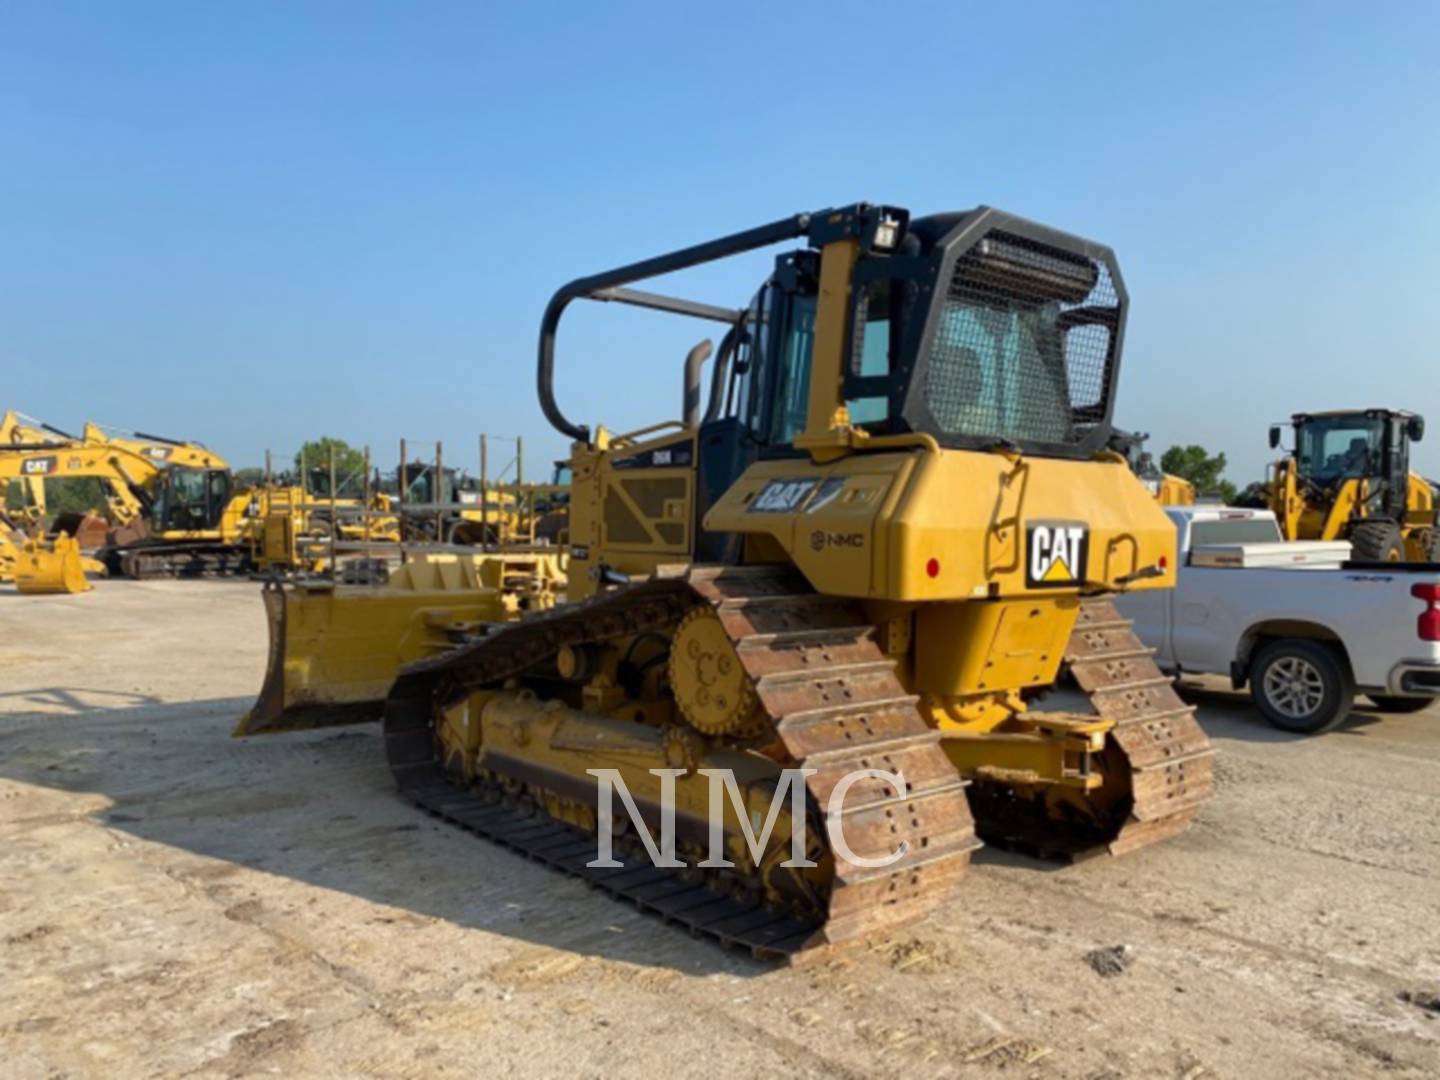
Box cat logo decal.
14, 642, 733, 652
1026, 521, 1089, 588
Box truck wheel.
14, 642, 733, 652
1365, 694, 1433, 714
1350, 521, 1405, 561
1250, 639, 1354, 734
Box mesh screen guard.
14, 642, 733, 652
914, 227, 1122, 453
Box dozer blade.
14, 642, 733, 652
14, 534, 94, 595
236, 552, 566, 736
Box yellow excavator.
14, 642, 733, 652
240, 202, 1213, 958
1266, 409, 1438, 561
0, 419, 261, 577
1, 413, 114, 591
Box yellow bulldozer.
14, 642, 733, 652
1266, 408, 1438, 561
240, 202, 1213, 959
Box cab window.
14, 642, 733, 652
769, 295, 815, 444
1296, 418, 1383, 482
846, 279, 892, 427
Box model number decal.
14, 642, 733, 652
613, 446, 693, 471
749, 478, 818, 513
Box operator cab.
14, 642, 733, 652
307, 466, 367, 501
397, 462, 459, 506
536, 202, 1130, 570
689, 212, 1125, 552
1274, 409, 1424, 518
710, 211, 1124, 460
152, 466, 231, 532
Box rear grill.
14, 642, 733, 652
923, 229, 1120, 449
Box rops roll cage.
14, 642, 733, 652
536, 204, 903, 445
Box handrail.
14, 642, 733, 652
537, 211, 818, 444
609, 420, 689, 449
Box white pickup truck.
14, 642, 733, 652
1116, 506, 1440, 733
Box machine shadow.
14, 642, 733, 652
1172, 680, 1387, 742
0, 686, 163, 713
0, 695, 778, 977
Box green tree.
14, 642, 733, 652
5, 478, 107, 518
1161, 444, 1238, 503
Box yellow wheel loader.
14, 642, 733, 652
241, 202, 1213, 959
1267, 409, 1438, 561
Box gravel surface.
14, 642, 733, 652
2, 579, 1438, 1078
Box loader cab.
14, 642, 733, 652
397, 462, 458, 506
306, 467, 366, 501
152, 466, 232, 533
1288, 409, 1421, 520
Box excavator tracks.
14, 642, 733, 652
113, 543, 253, 579
383, 564, 981, 961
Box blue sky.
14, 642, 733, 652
3, 2, 1437, 485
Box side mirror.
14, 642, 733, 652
1408, 415, 1425, 443
1268, 425, 1282, 450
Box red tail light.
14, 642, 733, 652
1412, 583, 1440, 641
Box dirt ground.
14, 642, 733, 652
2, 580, 1438, 1079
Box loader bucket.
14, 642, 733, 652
236, 551, 566, 736
15, 535, 93, 595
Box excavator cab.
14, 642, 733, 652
1269, 409, 1436, 560
151, 466, 233, 533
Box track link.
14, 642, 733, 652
970, 597, 1214, 859
383, 564, 980, 960
113, 543, 253, 579
1065, 597, 1214, 853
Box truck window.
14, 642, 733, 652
1190, 519, 1283, 545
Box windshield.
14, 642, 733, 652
1295, 417, 1383, 484
155, 468, 210, 530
